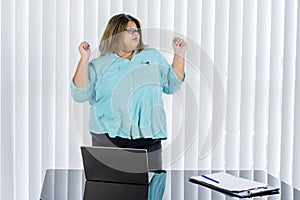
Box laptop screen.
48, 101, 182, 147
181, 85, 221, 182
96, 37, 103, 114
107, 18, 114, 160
81, 146, 152, 185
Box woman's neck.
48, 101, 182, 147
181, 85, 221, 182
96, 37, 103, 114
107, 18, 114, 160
118, 50, 134, 60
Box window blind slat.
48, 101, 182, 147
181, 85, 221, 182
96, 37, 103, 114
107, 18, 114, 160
147, 0, 160, 48
0, 0, 2, 194
212, 0, 229, 170
1, 0, 15, 199
148, 0, 160, 28
280, 0, 297, 185
29, 0, 42, 198
84, 0, 98, 47
240, 0, 257, 170
123, 0, 137, 16
41, 0, 56, 176
225, 0, 243, 170
198, 0, 215, 171
293, 0, 300, 190
55, 0, 69, 169
98, 0, 110, 37
268, 0, 285, 177
160, 0, 174, 31
254, 0, 271, 171
15, 0, 29, 199
109, 0, 122, 16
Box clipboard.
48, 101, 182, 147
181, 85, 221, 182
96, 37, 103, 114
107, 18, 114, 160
189, 172, 280, 198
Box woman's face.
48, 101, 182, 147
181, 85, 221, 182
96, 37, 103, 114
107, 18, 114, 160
120, 21, 140, 53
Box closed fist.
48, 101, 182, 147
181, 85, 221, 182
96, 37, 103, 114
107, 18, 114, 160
78, 41, 91, 59
172, 37, 188, 56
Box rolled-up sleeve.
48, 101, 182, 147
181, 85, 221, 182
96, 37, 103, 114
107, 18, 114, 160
70, 62, 96, 103
158, 52, 185, 94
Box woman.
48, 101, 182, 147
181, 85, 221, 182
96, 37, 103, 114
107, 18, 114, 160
71, 13, 187, 170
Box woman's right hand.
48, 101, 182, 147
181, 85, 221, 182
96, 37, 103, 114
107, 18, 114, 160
78, 41, 91, 59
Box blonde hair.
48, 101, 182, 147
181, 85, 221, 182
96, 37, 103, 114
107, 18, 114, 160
99, 14, 145, 56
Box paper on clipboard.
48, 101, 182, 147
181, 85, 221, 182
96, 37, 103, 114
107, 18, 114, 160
189, 172, 267, 192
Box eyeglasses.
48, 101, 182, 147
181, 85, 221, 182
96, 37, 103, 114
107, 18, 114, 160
124, 27, 141, 34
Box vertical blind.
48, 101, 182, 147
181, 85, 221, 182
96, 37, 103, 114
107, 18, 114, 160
1, 0, 300, 199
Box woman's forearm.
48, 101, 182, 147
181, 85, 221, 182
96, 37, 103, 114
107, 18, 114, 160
73, 57, 89, 88
172, 53, 185, 81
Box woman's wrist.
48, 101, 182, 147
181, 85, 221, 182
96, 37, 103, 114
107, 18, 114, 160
174, 50, 186, 58
80, 56, 90, 62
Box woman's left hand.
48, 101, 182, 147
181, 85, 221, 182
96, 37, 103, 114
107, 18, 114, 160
172, 37, 188, 56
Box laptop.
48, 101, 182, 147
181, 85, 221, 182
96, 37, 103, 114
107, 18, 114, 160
80, 146, 155, 185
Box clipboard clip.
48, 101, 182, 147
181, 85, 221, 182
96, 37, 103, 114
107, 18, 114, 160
248, 186, 269, 195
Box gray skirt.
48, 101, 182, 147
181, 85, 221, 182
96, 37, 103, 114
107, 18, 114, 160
90, 132, 162, 171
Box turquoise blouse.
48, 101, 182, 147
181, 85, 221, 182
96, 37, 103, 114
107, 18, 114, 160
70, 48, 184, 139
